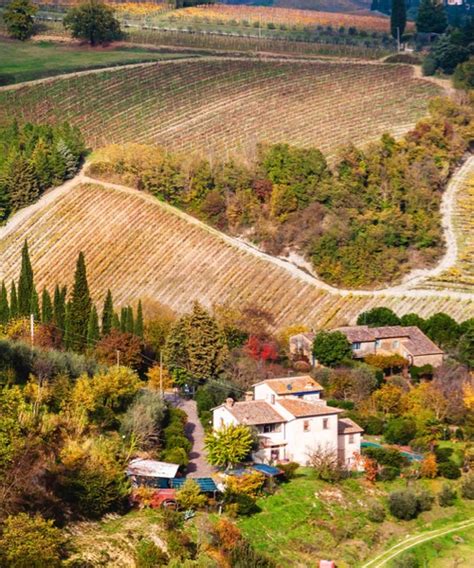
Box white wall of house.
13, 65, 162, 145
284, 414, 339, 465
254, 383, 278, 403
212, 405, 238, 431
338, 432, 362, 470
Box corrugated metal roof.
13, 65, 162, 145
171, 478, 218, 492
127, 459, 179, 479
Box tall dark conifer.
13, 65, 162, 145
30, 288, 40, 321
112, 312, 121, 331
18, 240, 34, 316
135, 300, 144, 339
120, 306, 128, 333
87, 304, 100, 348
41, 288, 53, 323
0, 281, 9, 324
53, 284, 66, 330
102, 289, 114, 337
127, 306, 134, 335
68, 252, 91, 351
9, 281, 18, 319
391, 0, 406, 39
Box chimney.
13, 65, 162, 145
225, 397, 234, 408
244, 391, 253, 401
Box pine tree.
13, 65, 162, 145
416, 0, 448, 33
135, 300, 144, 339
68, 252, 91, 351
86, 304, 100, 349
102, 289, 114, 337
56, 139, 78, 179
0, 281, 10, 325
30, 287, 40, 321
391, 0, 406, 40
41, 288, 53, 323
18, 240, 34, 316
31, 138, 53, 192
0, 172, 11, 222
5, 154, 40, 210
53, 284, 66, 330
9, 281, 18, 319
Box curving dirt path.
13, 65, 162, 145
361, 517, 474, 568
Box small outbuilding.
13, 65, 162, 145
126, 458, 180, 489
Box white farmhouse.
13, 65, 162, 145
212, 375, 363, 469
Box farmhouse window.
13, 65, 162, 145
392, 340, 400, 348
349, 434, 354, 444
263, 424, 275, 433
303, 420, 310, 432
323, 418, 329, 430
352, 342, 361, 350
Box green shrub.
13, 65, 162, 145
422, 55, 437, 76
363, 447, 406, 468
391, 552, 420, 568
384, 417, 417, 445
378, 465, 400, 481
438, 461, 461, 479
166, 530, 196, 561
162, 509, 183, 531
229, 539, 277, 568
389, 490, 419, 520
434, 446, 454, 463
135, 538, 169, 568
367, 500, 386, 523
416, 489, 434, 512
277, 462, 299, 480
161, 447, 189, 468
438, 483, 457, 507
461, 473, 474, 499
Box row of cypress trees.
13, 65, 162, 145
0, 241, 144, 351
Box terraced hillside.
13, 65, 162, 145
0, 180, 471, 328
0, 58, 440, 160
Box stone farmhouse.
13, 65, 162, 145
290, 326, 444, 368
212, 375, 363, 468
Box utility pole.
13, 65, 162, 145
116, 349, 120, 368
397, 26, 401, 52
30, 313, 34, 347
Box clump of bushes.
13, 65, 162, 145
438, 483, 457, 507
388, 488, 434, 520
367, 500, 386, 523
160, 406, 191, 468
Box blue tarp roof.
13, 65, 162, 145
252, 463, 282, 477
171, 477, 218, 492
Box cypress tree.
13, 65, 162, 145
102, 289, 114, 337
120, 306, 128, 333
391, 0, 406, 40
112, 312, 121, 331
86, 304, 100, 348
30, 287, 40, 321
0, 281, 9, 325
53, 284, 66, 330
41, 287, 53, 323
68, 251, 91, 351
135, 300, 144, 339
127, 306, 134, 335
9, 281, 18, 319
64, 301, 71, 350
18, 240, 34, 316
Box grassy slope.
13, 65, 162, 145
237, 469, 474, 567
0, 39, 196, 84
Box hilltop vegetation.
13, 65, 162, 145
88, 97, 473, 288
0, 58, 440, 160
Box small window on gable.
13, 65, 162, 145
323, 418, 329, 430
349, 434, 354, 444
303, 420, 310, 432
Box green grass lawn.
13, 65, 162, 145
0, 39, 197, 84
407, 525, 474, 567
237, 469, 474, 568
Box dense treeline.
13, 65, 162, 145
0, 121, 85, 223
89, 98, 473, 287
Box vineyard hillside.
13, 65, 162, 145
0, 58, 440, 160
0, 179, 471, 329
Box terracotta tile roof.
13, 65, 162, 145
336, 325, 444, 356
338, 418, 364, 435
226, 401, 285, 425
277, 398, 343, 418
400, 327, 444, 356
255, 375, 323, 395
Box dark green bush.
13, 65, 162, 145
367, 500, 386, 523
378, 465, 400, 481
438, 483, 457, 507
389, 490, 419, 520
434, 447, 454, 463
135, 538, 169, 568
384, 417, 417, 445
229, 539, 277, 568
391, 552, 420, 568
438, 461, 461, 480
363, 447, 406, 469
461, 473, 474, 499
416, 489, 434, 512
